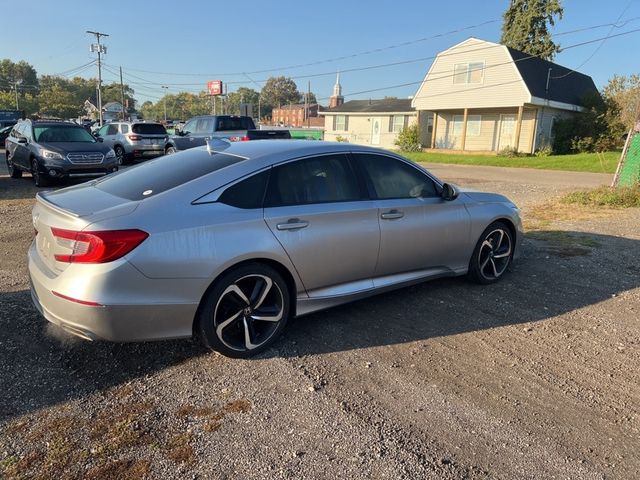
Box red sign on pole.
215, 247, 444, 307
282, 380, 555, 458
207, 80, 223, 96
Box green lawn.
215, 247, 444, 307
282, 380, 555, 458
401, 150, 620, 174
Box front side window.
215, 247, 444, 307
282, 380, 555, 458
183, 119, 197, 134
453, 62, 484, 84
354, 153, 438, 199
265, 154, 360, 207
97, 124, 109, 137
106, 124, 118, 135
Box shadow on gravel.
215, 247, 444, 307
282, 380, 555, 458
0, 177, 40, 201
0, 231, 638, 421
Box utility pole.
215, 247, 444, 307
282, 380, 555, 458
307, 81, 311, 128
119, 66, 126, 121
87, 30, 109, 126
161, 86, 169, 122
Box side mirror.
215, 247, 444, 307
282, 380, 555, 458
441, 183, 459, 201
17, 136, 27, 144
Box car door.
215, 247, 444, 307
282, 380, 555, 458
103, 123, 119, 148
7, 124, 27, 169
263, 153, 380, 297
173, 118, 199, 150
16, 123, 34, 170
353, 153, 471, 281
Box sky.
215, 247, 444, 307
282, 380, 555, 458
1, 0, 639, 107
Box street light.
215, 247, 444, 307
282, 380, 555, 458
13, 80, 22, 110
161, 86, 169, 122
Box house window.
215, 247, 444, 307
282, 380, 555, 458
391, 115, 405, 133
451, 115, 482, 136
335, 115, 347, 131
453, 62, 484, 84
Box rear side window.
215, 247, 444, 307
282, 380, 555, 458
120, 124, 129, 134
132, 123, 167, 135
265, 154, 361, 207
354, 153, 438, 199
95, 150, 244, 201
106, 124, 118, 135
216, 117, 255, 131
218, 170, 270, 209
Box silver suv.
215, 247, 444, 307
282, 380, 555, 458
95, 121, 168, 164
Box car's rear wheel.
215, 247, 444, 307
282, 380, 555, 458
114, 145, 126, 165
197, 263, 290, 358
468, 221, 513, 284
31, 159, 51, 187
6, 155, 22, 178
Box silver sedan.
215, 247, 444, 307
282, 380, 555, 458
28, 140, 522, 357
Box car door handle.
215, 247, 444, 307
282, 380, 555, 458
276, 219, 309, 230
381, 210, 404, 220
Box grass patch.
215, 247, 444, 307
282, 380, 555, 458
523, 201, 615, 231
527, 231, 601, 257
561, 185, 640, 208
402, 150, 620, 173
165, 433, 194, 463
86, 459, 151, 480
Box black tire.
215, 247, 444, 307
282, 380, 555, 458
165, 146, 177, 155
197, 263, 290, 358
468, 221, 514, 285
114, 145, 126, 165
31, 159, 51, 187
6, 155, 22, 178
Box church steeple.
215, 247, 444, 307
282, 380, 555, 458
329, 72, 344, 108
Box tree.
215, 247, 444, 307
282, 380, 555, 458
260, 76, 302, 119
500, 0, 563, 60
0, 59, 39, 93
226, 87, 260, 115
602, 74, 640, 131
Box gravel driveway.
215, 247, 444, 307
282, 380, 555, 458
0, 157, 638, 479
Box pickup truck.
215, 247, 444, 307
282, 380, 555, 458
164, 115, 289, 153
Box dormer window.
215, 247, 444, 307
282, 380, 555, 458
453, 62, 484, 84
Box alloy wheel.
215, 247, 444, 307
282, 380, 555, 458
477, 227, 512, 281
213, 274, 285, 352
114, 146, 125, 165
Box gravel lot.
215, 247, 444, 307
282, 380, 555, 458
1, 154, 638, 479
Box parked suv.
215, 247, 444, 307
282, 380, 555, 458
95, 121, 168, 164
166, 115, 257, 153
5, 119, 118, 187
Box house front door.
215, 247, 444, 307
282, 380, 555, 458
371, 117, 381, 145
498, 114, 516, 150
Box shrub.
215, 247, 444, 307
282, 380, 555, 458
334, 135, 348, 143
497, 147, 525, 158
394, 124, 421, 152
534, 146, 552, 157
561, 185, 640, 207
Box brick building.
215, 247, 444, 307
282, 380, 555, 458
271, 103, 324, 127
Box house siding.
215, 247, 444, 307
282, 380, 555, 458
433, 108, 537, 153
534, 107, 574, 151
412, 38, 531, 112
323, 113, 417, 149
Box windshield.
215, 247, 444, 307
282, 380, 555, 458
34, 126, 96, 143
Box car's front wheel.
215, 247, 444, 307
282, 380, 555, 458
6, 155, 22, 178
31, 159, 51, 187
114, 146, 126, 165
468, 221, 513, 284
165, 146, 177, 155
197, 263, 290, 358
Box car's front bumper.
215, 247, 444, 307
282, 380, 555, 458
28, 241, 200, 342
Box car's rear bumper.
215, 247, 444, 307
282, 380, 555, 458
28, 241, 200, 342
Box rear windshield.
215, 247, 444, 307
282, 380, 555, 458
132, 123, 167, 135
94, 149, 243, 201
34, 126, 96, 143
216, 117, 255, 131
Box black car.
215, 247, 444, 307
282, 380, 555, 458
0, 125, 13, 144
5, 119, 118, 187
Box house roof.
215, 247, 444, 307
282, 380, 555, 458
325, 98, 414, 114
506, 47, 598, 106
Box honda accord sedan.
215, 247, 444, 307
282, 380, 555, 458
29, 140, 522, 357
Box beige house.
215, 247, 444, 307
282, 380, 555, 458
321, 98, 417, 149
412, 38, 599, 153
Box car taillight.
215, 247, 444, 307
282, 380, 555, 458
51, 228, 149, 263
128, 134, 142, 141
228, 136, 250, 142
